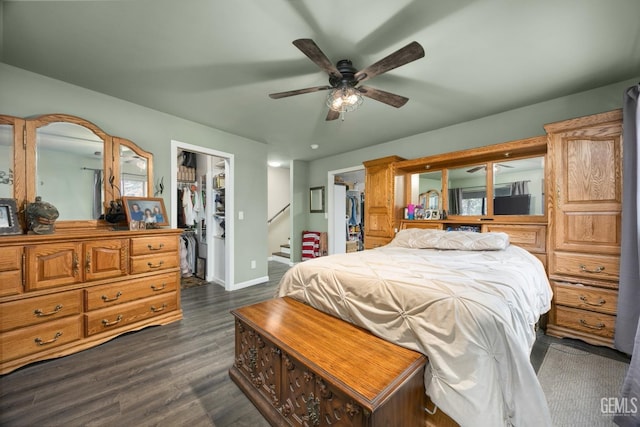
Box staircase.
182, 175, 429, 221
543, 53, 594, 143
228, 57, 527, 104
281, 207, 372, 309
271, 242, 292, 265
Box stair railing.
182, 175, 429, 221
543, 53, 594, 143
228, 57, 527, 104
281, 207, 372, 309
268, 203, 290, 225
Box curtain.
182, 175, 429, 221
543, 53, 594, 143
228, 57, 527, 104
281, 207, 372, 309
614, 83, 639, 426
448, 188, 463, 215
510, 180, 529, 195
92, 170, 102, 220
615, 83, 640, 353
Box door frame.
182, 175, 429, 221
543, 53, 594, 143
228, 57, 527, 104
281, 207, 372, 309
171, 140, 234, 288
326, 165, 364, 255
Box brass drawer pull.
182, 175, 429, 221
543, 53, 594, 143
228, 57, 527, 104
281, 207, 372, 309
150, 283, 166, 291
101, 291, 123, 302
151, 303, 167, 313
35, 332, 63, 346
102, 315, 123, 327
34, 304, 63, 317
580, 319, 605, 330
147, 243, 165, 251
579, 264, 605, 274
579, 295, 606, 306
73, 253, 79, 276
147, 261, 164, 269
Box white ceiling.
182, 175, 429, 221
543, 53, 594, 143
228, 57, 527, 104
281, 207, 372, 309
2, 1, 639, 165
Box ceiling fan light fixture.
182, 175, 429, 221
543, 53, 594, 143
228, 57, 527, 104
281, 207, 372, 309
326, 86, 363, 114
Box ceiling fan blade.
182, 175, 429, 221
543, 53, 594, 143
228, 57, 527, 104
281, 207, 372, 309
467, 166, 484, 173
293, 39, 343, 79
498, 163, 515, 168
326, 109, 340, 121
358, 86, 409, 108
354, 41, 425, 83
269, 85, 332, 99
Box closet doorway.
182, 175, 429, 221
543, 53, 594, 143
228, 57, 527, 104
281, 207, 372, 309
327, 166, 365, 255
170, 140, 234, 289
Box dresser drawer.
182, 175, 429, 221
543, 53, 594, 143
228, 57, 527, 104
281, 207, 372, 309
130, 253, 179, 274
85, 272, 178, 311
130, 235, 178, 256
551, 251, 619, 284
553, 282, 618, 315
0, 246, 21, 268
0, 315, 83, 362
0, 270, 22, 297
554, 306, 615, 339
0, 290, 83, 332
85, 292, 178, 336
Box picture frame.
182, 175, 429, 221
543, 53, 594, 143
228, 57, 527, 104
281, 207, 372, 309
0, 198, 23, 235
309, 186, 325, 213
122, 197, 168, 227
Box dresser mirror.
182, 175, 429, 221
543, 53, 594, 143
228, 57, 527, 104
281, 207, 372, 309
492, 156, 545, 216
36, 121, 105, 220
0, 113, 154, 230
0, 123, 14, 199
447, 164, 487, 216
411, 170, 442, 210
119, 143, 150, 198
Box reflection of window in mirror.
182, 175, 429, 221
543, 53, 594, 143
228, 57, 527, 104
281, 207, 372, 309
448, 165, 487, 216
0, 124, 14, 198
120, 145, 148, 197
411, 170, 442, 209
492, 156, 545, 215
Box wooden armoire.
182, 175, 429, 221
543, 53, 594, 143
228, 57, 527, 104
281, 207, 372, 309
544, 109, 623, 347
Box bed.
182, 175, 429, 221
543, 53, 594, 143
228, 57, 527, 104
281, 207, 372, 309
276, 227, 553, 427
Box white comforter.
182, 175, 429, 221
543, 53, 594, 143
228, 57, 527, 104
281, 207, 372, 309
276, 242, 553, 427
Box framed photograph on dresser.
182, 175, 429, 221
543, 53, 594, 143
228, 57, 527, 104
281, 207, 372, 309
122, 197, 168, 227
0, 198, 22, 235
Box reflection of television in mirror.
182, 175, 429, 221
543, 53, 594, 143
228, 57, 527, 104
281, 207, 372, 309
494, 194, 531, 215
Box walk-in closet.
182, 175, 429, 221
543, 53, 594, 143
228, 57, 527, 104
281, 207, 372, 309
175, 147, 228, 285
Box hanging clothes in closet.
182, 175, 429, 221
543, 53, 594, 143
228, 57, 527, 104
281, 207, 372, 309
180, 230, 198, 277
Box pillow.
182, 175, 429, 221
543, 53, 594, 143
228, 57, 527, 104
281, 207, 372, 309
387, 228, 509, 251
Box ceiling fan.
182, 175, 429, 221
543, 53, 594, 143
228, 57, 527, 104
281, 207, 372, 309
268, 39, 425, 121
467, 164, 515, 173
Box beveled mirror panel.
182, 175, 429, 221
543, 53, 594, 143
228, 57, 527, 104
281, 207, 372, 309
492, 156, 545, 215
447, 164, 487, 216
36, 122, 105, 220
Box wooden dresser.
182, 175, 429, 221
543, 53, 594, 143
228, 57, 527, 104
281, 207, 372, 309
230, 297, 458, 427
545, 110, 623, 347
0, 228, 183, 374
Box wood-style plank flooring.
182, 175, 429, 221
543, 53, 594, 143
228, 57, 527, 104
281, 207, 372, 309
0, 262, 290, 427
0, 261, 629, 427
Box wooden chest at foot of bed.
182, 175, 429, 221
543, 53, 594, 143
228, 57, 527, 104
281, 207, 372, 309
230, 297, 439, 427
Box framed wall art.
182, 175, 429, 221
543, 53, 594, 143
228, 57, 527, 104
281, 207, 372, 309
122, 197, 168, 227
0, 198, 22, 235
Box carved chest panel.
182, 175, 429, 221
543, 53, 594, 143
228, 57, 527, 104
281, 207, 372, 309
230, 297, 429, 427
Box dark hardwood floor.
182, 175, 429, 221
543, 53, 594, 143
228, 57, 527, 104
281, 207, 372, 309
0, 262, 290, 427
0, 260, 628, 427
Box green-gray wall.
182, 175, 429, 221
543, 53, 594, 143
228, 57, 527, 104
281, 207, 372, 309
306, 77, 639, 233
0, 63, 268, 287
